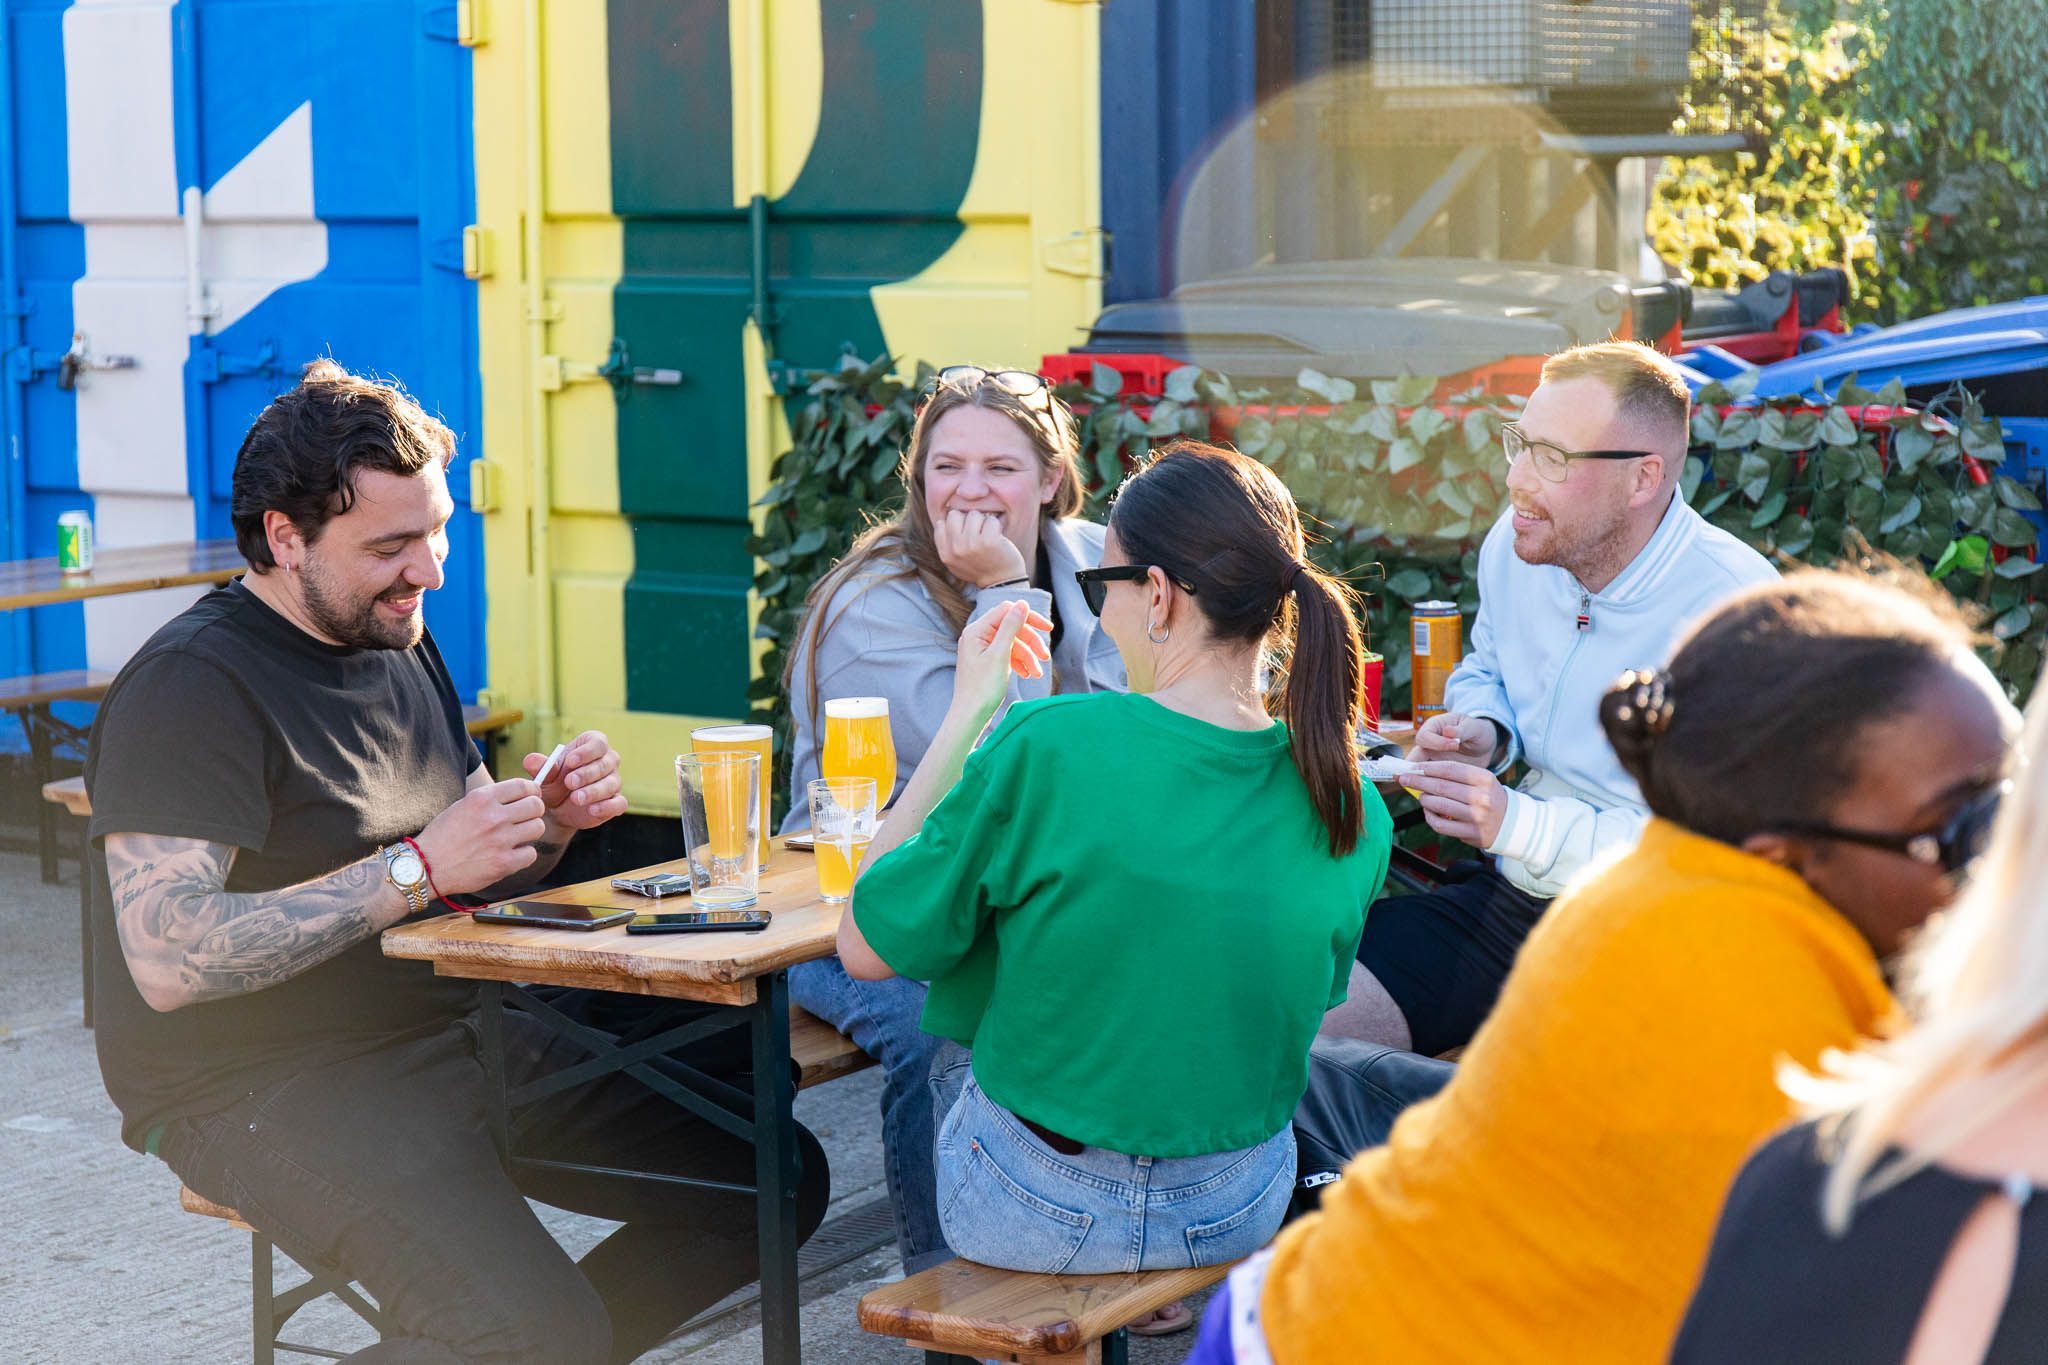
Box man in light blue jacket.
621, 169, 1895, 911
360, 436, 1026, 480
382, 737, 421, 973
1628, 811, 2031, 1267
1335, 341, 1777, 1057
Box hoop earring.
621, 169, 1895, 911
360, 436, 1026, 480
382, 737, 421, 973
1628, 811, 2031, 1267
1147, 622, 1170, 645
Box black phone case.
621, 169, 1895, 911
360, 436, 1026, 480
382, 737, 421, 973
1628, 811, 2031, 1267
625, 917, 773, 935
472, 910, 633, 931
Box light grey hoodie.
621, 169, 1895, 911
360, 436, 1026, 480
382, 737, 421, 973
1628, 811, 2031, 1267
780, 516, 1126, 830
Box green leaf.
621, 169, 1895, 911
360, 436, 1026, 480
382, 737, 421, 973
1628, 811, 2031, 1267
1680, 455, 1705, 503
1845, 486, 1883, 523
1876, 378, 1908, 405
1145, 401, 1185, 437
1462, 407, 1500, 455
1963, 421, 2008, 463
1384, 568, 1433, 600
1724, 369, 1761, 399
1880, 491, 1923, 535
1894, 424, 1936, 472
1691, 408, 1722, 445
1750, 490, 1789, 528
1717, 409, 1761, 449
1932, 535, 1990, 580
1994, 555, 2045, 578
1364, 406, 1401, 442
1235, 414, 1274, 452
1819, 407, 1861, 447
1090, 362, 1122, 397
1994, 604, 2034, 640
1993, 507, 2039, 548
1387, 437, 1426, 475
1392, 373, 1436, 406
1997, 478, 2045, 511
1296, 367, 1357, 405
1164, 365, 1201, 404
1406, 407, 1451, 445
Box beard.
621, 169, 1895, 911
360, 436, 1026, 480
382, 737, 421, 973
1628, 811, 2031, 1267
1510, 498, 1633, 585
299, 556, 423, 651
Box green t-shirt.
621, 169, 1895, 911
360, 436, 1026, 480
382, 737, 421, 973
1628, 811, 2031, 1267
853, 692, 1392, 1157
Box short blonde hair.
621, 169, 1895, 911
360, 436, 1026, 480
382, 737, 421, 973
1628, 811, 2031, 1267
1539, 341, 1691, 450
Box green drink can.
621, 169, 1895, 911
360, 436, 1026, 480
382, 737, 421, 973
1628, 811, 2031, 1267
57, 510, 93, 573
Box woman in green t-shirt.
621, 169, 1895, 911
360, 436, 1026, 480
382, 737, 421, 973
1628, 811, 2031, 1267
838, 441, 1393, 1278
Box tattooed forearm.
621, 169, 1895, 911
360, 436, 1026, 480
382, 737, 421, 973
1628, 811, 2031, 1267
103, 834, 404, 1011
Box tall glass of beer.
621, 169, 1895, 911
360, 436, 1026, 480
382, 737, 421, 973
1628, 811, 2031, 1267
807, 777, 877, 904
691, 723, 774, 861
822, 697, 897, 806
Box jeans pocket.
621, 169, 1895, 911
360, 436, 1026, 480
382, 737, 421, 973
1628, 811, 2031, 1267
1181, 1141, 1297, 1267
940, 1134, 1095, 1274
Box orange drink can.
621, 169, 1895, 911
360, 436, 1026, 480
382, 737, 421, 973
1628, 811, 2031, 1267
1411, 601, 1463, 723
691, 724, 773, 861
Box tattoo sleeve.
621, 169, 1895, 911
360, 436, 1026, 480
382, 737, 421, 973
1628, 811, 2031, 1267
103, 833, 403, 1011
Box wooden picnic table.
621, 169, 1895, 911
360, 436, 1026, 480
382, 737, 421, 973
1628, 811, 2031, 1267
0, 537, 244, 610
383, 845, 838, 1365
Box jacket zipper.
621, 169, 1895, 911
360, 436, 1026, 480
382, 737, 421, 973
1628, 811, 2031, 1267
1539, 588, 1593, 757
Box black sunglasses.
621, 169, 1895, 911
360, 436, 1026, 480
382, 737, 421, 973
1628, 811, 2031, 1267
1772, 780, 2009, 875
918, 365, 1056, 412
1073, 565, 1197, 617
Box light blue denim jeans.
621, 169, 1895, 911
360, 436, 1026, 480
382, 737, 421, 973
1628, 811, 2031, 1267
929, 1042, 1296, 1274
788, 958, 949, 1273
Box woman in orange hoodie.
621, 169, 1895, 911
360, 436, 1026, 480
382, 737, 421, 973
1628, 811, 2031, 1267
1186, 565, 2018, 1365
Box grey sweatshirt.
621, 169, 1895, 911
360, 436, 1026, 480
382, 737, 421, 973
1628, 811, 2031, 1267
780, 516, 1127, 830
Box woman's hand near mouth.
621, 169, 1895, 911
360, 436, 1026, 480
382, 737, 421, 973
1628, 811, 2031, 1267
936, 506, 1030, 589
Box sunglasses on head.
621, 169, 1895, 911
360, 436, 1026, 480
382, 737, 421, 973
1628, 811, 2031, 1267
1072, 565, 1197, 617
918, 365, 1056, 412
1772, 779, 2009, 875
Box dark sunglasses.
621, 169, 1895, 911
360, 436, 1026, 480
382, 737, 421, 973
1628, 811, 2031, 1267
1073, 565, 1197, 617
1772, 779, 2009, 875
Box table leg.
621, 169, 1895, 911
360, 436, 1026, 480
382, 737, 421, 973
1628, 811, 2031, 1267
750, 970, 800, 1365
26, 704, 57, 883
478, 981, 510, 1162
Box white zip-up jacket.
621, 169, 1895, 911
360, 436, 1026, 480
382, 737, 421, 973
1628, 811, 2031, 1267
1446, 495, 1777, 898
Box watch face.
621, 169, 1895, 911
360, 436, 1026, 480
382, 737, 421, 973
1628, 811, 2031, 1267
390, 850, 425, 885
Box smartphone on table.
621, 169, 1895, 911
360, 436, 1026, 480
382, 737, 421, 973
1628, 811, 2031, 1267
626, 910, 774, 935
471, 902, 636, 931
611, 872, 693, 899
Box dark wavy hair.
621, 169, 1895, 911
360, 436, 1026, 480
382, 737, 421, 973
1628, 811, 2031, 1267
230, 359, 455, 571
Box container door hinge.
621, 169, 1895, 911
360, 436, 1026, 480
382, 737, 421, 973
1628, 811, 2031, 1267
468, 459, 501, 513
539, 339, 683, 396
1042, 228, 1107, 280
424, 1, 486, 46
462, 226, 493, 279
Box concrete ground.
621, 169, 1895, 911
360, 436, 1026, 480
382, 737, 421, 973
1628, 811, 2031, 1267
0, 845, 1210, 1363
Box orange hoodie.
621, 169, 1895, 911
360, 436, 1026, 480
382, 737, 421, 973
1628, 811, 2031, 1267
1259, 819, 1895, 1364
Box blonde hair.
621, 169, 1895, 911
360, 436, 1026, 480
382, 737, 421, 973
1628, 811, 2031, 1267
784, 373, 1083, 728
1787, 690, 2043, 1233
1540, 340, 1692, 460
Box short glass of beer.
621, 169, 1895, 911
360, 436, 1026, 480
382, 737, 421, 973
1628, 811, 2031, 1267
807, 777, 878, 904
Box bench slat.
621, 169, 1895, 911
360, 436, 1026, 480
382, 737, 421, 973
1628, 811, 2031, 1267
791, 1005, 875, 1090
0, 668, 116, 710
859, 1257, 1231, 1358
41, 776, 90, 818
460, 704, 522, 738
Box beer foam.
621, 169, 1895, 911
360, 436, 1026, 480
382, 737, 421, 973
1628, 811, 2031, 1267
692, 724, 772, 741
823, 697, 890, 719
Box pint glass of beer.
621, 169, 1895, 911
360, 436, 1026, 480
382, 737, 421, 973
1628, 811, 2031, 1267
807, 777, 878, 904
691, 723, 773, 860
822, 698, 897, 806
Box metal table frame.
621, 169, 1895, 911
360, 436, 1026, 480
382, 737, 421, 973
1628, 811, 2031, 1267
473, 970, 805, 1365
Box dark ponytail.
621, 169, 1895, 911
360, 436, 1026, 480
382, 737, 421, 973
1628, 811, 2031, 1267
1110, 441, 1367, 856
1598, 560, 1985, 848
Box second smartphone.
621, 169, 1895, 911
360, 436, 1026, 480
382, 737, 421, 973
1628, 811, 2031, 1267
625, 909, 773, 935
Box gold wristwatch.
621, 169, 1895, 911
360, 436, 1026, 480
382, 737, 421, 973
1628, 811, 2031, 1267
381, 842, 432, 916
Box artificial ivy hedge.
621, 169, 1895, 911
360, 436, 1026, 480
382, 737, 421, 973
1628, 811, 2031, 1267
748, 355, 2045, 808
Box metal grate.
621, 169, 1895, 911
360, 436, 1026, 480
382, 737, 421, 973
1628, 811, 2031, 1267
1288, 0, 1767, 141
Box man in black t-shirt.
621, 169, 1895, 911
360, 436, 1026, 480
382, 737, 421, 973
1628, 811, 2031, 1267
87, 361, 827, 1363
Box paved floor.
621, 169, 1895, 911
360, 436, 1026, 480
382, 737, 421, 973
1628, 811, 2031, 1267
0, 844, 1210, 1362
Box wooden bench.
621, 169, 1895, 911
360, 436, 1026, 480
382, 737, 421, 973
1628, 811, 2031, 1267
859, 1257, 1232, 1364
3, 668, 114, 881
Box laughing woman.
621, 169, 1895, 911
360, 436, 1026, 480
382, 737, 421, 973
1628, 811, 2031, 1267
781, 365, 1124, 1276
